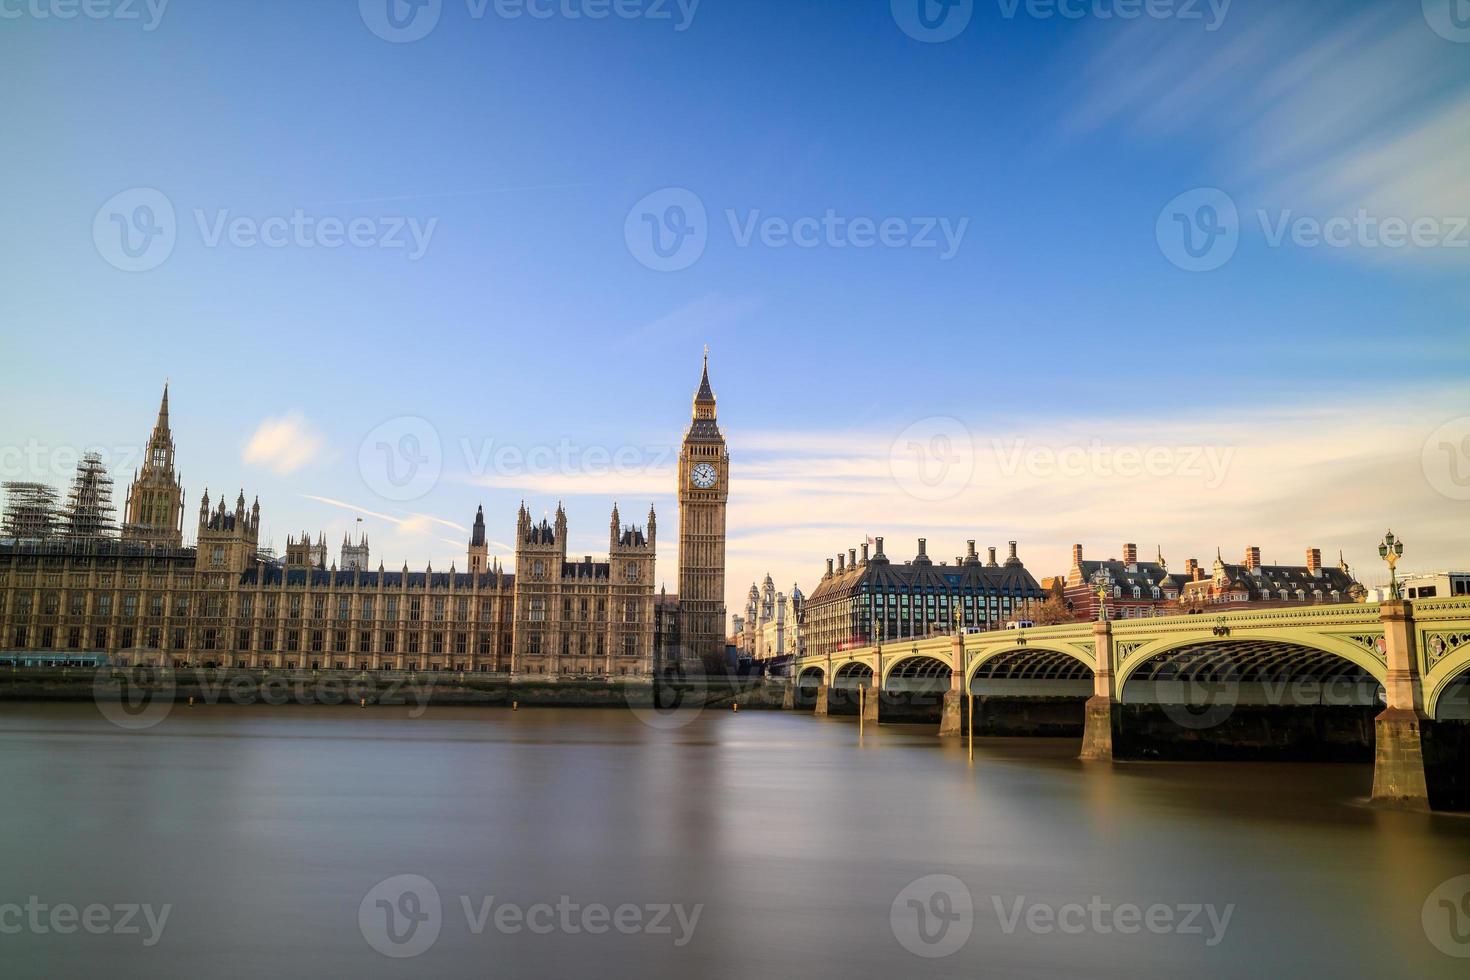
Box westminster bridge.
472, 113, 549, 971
786, 598, 1470, 810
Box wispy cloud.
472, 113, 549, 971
242, 413, 326, 476
1056, 4, 1470, 267
718, 387, 1470, 602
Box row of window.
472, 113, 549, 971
11, 625, 648, 657
0, 592, 520, 622
525, 632, 642, 657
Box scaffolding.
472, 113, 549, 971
60, 452, 118, 540
1, 482, 60, 540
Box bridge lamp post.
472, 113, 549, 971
1378, 531, 1405, 601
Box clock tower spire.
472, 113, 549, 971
677, 346, 729, 669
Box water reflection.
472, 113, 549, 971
0, 704, 1466, 978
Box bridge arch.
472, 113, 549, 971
965, 645, 1095, 688
796, 665, 825, 687
883, 655, 952, 693
1116, 636, 1384, 711
1114, 631, 1388, 692
1427, 649, 1470, 720
832, 661, 876, 689
966, 647, 1095, 694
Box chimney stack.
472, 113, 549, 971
987, 546, 998, 566
1007, 541, 1018, 565
849, 548, 857, 569
861, 542, 870, 563
1122, 543, 1138, 568
1306, 548, 1322, 576
826, 558, 834, 578
917, 538, 927, 559
967, 540, 978, 561
874, 536, 885, 558
1072, 544, 1083, 566
837, 553, 845, 573
1186, 557, 1200, 581
1245, 546, 1261, 574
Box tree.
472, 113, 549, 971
1032, 595, 1074, 626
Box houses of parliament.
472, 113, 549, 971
0, 359, 730, 676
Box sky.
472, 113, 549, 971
2, 0, 1469, 617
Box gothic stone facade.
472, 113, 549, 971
0, 363, 727, 677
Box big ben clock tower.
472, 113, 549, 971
678, 348, 729, 666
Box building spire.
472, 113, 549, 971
694, 346, 715, 405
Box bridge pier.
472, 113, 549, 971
781, 681, 796, 711
860, 684, 880, 726
1079, 697, 1118, 761
813, 684, 830, 717
1079, 620, 1117, 762
1371, 601, 1430, 809
938, 632, 964, 737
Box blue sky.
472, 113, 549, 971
3, 0, 1469, 612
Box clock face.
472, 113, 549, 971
691, 462, 718, 489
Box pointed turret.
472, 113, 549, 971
468, 504, 488, 575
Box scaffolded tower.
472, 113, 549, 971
1, 482, 60, 540
61, 453, 118, 540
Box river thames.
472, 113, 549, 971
1, 703, 1467, 978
